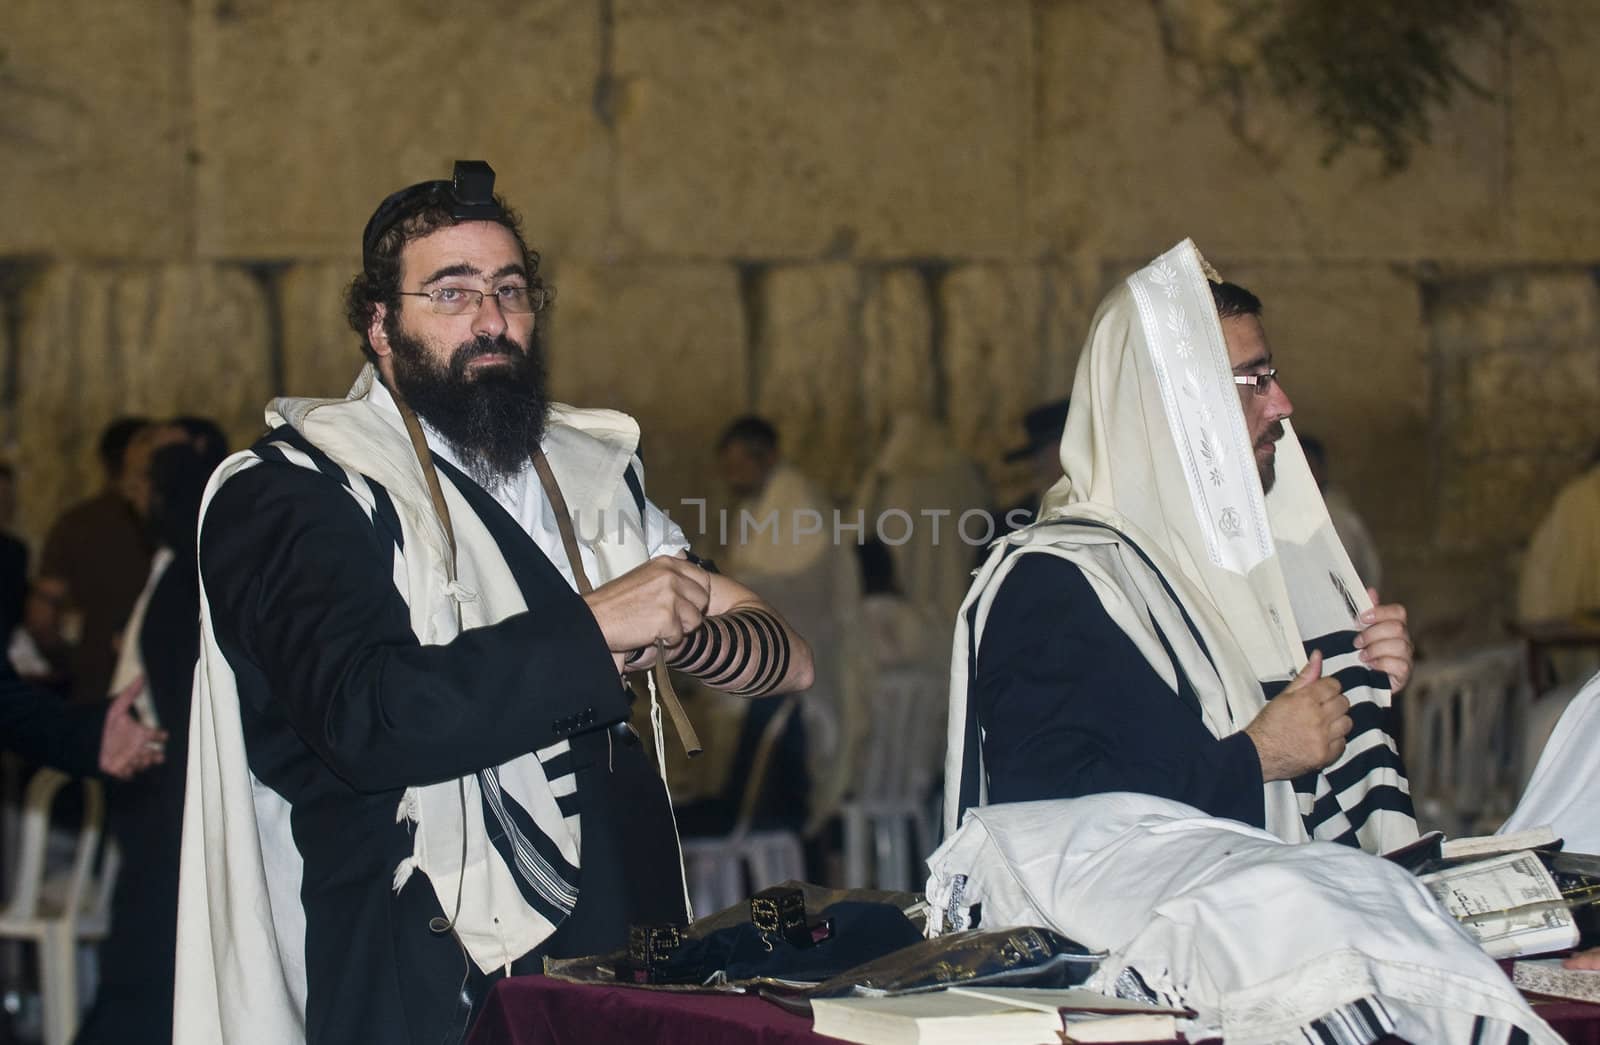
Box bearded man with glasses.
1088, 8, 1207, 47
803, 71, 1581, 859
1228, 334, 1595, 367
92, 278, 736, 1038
945, 241, 1418, 857
173, 162, 814, 1045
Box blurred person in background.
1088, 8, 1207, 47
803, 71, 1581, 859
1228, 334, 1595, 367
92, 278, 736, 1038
76, 417, 228, 1045
717, 415, 868, 836
33, 417, 155, 704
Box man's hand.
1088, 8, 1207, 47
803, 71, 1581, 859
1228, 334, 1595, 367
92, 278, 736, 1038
582, 555, 712, 670
1564, 947, 1600, 970
1355, 588, 1413, 694
99, 678, 168, 781
1244, 651, 1352, 781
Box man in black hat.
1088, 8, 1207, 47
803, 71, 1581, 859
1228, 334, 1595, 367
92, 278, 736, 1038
999, 398, 1070, 533
174, 162, 814, 1045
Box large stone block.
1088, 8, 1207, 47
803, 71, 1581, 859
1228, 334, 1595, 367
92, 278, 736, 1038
1032, 1, 1508, 262
860, 268, 936, 450
1394, 546, 1518, 649
191, 0, 608, 259
1428, 270, 1600, 552
1445, 347, 1600, 458
1430, 273, 1600, 447
939, 264, 1051, 500
752, 264, 865, 500
1434, 451, 1576, 554
1508, 0, 1600, 258
612, 0, 1030, 259
543, 261, 746, 521
1430, 271, 1600, 359
0, 291, 13, 477
0, 1, 191, 257
1040, 257, 1108, 398
281, 261, 369, 400
16, 264, 273, 542
1433, 268, 1593, 358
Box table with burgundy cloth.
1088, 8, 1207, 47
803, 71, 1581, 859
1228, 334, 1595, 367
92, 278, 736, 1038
465, 975, 1600, 1045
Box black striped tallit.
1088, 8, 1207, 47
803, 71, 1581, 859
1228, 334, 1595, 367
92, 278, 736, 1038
953, 521, 1414, 849
251, 425, 583, 922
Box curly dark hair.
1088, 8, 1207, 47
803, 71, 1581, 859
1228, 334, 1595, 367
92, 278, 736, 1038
344, 192, 553, 363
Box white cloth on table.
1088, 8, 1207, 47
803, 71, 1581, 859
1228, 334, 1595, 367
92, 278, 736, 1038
926, 794, 1561, 1045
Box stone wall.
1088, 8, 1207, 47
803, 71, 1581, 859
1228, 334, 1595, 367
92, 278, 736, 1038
3, 0, 1599, 647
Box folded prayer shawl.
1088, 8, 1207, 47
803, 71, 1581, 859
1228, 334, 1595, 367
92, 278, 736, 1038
944, 239, 1416, 853
926, 795, 1561, 1045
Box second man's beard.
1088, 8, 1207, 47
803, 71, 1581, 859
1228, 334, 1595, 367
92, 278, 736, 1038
1256, 420, 1286, 493
387, 325, 551, 489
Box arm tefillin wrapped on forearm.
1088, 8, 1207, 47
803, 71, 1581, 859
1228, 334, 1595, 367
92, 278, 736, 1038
666, 607, 790, 696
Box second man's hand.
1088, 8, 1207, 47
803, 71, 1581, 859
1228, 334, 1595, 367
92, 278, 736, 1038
1244, 650, 1352, 782
581, 554, 711, 672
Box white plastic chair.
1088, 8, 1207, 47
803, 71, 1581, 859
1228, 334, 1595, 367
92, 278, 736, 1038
1402, 644, 1530, 838
0, 768, 111, 1045
679, 696, 807, 919
839, 666, 946, 891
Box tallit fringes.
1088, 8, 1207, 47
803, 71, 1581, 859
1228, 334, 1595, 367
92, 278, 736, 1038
392, 856, 419, 893
396, 788, 421, 825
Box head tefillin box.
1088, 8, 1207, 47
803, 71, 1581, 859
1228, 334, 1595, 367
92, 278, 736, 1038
750, 886, 833, 948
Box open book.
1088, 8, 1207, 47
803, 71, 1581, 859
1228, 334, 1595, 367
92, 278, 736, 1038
1419, 850, 1579, 959
811, 987, 1182, 1044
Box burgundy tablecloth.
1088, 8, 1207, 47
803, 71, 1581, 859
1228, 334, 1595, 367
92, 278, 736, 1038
467, 979, 818, 1045
466, 975, 1600, 1045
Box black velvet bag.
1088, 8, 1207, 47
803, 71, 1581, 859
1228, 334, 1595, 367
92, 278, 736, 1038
652, 901, 923, 985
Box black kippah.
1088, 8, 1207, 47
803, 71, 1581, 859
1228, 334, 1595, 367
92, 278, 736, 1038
360, 160, 505, 271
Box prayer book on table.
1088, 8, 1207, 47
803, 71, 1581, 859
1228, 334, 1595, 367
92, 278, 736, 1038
810, 986, 1182, 1044
1441, 826, 1560, 861
1419, 850, 1579, 959
1383, 826, 1561, 869
1512, 958, 1600, 1003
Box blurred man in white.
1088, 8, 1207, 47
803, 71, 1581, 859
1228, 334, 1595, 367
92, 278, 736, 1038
718, 416, 867, 833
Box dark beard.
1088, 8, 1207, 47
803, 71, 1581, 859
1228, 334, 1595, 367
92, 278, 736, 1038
387, 325, 550, 489
1257, 420, 1285, 493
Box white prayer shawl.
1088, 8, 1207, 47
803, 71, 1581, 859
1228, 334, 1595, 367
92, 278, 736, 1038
1499, 667, 1600, 851
107, 546, 173, 726
174, 365, 655, 1044
944, 240, 1415, 853
926, 795, 1561, 1045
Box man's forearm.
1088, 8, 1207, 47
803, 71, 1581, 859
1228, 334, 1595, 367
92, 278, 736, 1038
666, 606, 814, 696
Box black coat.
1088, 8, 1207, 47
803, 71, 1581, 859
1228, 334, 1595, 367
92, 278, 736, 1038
974, 553, 1267, 829
194, 430, 685, 1045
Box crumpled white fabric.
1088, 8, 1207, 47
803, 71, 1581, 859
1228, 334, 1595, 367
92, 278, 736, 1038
926, 794, 1561, 1045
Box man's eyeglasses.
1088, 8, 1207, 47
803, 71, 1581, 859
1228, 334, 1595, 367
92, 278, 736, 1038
1233, 367, 1278, 397
397, 285, 546, 316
